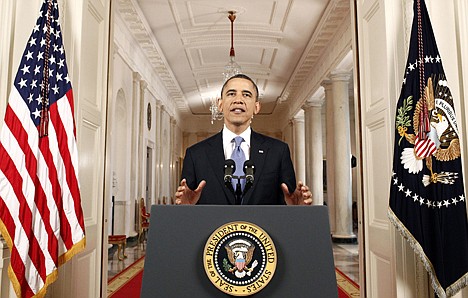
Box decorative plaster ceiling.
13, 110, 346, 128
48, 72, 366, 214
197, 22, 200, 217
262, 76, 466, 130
117, 0, 350, 119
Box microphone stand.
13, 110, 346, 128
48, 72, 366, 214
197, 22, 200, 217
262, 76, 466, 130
233, 176, 243, 205
224, 160, 255, 205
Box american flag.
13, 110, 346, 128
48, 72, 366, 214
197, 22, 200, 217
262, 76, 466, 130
0, 0, 86, 297
388, 0, 468, 296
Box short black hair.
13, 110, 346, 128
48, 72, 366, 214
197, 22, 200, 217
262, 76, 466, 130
220, 74, 259, 101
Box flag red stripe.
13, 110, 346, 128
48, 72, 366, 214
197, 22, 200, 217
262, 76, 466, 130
7, 106, 61, 272
416, 138, 429, 152
415, 137, 436, 158
0, 142, 19, 247
0, 197, 16, 243
67, 90, 77, 137
38, 134, 71, 252
0, 141, 47, 284
0, 199, 32, 297
33, 135, 60, 265
46, 101, 75, 250
63, 90, 84, 230
0, 150, 36, 298
2, 107, 52, 279
53, 90, 85, 231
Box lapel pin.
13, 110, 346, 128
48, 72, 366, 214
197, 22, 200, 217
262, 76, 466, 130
259, 150, 264, 154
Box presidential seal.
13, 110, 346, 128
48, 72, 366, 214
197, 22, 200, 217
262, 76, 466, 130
203, 221, 277, 296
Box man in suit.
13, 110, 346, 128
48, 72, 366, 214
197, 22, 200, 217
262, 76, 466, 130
175, 74, 312, 205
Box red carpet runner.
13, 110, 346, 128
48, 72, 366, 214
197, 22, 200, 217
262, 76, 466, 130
336, 267, 360, 297
107, 256, 145, 297
107, 257, 360, 297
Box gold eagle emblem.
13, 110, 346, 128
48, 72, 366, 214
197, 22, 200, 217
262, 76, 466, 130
397, 75, 461, 186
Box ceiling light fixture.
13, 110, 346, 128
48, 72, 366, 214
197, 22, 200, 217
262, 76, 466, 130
223, 10, 242, 82
210, 11, 242, 124
209, 97, 223, 124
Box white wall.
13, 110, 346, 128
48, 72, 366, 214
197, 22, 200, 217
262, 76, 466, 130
109, 53, 136, 237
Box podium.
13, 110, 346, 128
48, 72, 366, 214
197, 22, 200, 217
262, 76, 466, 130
141, 205, 338, 297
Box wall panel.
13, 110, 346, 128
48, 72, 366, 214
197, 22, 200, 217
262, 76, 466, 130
356, 0, 395, 296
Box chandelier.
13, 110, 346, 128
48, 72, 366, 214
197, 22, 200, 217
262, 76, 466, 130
223, 11, 242, 81
210, 11, 242, 123
209, 97, 223, 124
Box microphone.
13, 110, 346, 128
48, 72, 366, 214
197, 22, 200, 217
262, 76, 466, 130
224, 159, 236, 187
243, 160, 255, 187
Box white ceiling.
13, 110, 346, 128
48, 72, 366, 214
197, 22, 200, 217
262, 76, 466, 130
118, 0, 351, 120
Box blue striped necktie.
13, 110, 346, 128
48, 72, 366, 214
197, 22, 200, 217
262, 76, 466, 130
231, 136, 246, 193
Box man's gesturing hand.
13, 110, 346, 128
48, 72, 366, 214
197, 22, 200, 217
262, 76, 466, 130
281, 181, 313, 205
174, 179, 206, 205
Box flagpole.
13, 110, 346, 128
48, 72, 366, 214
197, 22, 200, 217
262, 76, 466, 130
39, 0, 53, 137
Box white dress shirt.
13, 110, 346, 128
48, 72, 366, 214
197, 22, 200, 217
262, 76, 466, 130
222, 125, 251, 160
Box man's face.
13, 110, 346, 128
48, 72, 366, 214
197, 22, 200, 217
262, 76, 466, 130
219, 78, 260, 133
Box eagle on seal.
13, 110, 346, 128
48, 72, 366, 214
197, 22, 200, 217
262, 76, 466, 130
225, 239, 258, 278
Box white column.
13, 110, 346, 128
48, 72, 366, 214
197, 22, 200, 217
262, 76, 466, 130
322, 80, 335, 233
137, 79, 148, 200
288, 120, 294, 145
329, 70, 356, 242
124, 77, 146, 237
303, 98, 324, 205
155, 101, 162, 203
170, 117, 177, 204
160, 105, 170, 202
156, 103, 166, 203
292, 111, 306, 183
131, 72, 141, 203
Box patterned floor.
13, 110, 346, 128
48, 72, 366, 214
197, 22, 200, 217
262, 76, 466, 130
332, 243, 359, 284
108, 238, 360, 285
108, 238, 146, 281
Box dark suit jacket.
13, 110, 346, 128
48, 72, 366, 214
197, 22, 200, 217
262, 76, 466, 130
181, 130, 297, 205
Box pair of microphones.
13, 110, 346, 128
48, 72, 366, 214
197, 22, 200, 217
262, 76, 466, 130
223, 159, 255, 191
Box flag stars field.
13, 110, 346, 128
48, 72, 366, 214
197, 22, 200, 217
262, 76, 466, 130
406, 55, 442, 76
392, 175, 465, 210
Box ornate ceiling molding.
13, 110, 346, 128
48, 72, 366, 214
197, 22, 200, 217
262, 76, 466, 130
277, 0, 351, 104
117, 0, 189, 113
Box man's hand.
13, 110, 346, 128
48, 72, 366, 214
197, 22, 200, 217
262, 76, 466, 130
281, 181, 313, 205
174, 179, 206, 205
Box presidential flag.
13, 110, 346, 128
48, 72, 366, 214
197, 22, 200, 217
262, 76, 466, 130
388, 0, 468, 297
0, 0, 86, 297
